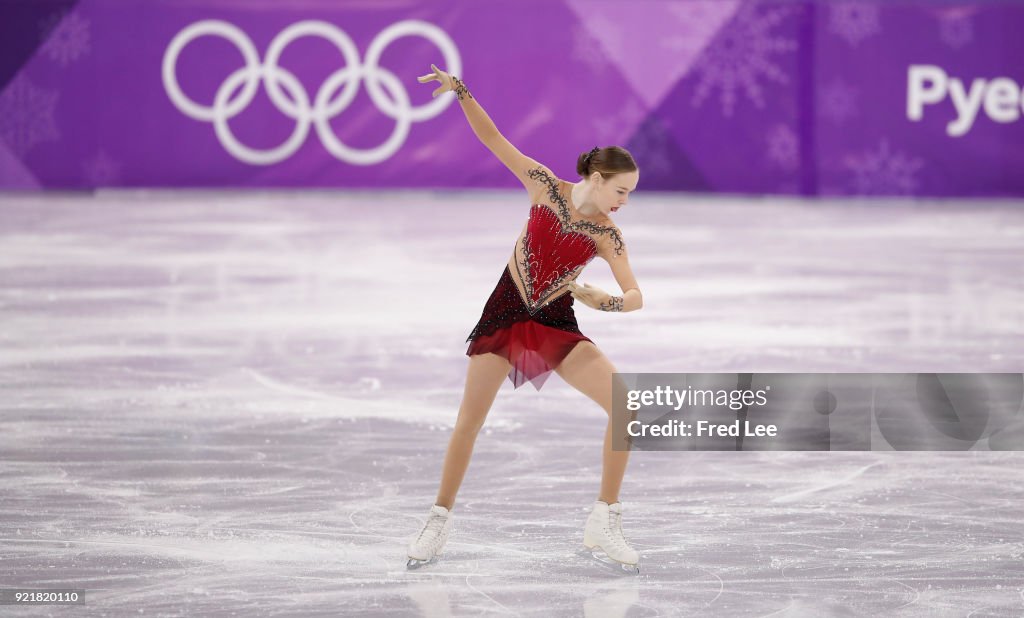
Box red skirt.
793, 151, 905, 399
466, 265, 592, 390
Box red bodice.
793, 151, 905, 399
516, 204, 598, 313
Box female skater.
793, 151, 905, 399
407, 64, 643, 573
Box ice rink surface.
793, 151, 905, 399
2, 189, 1023, 616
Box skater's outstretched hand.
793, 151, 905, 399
417, 64, 455, 98
567, 281, 614, 311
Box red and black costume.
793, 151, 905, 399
466, 168, 623, 390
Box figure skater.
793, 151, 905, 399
407, 64, 643, 573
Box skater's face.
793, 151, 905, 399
590, 170, 639, 216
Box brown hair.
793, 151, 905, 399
576, 146, 638, 179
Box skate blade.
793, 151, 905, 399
406, 556, 440, 570
577, 547, 641, 575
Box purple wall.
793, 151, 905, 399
1, 0, 1021, 196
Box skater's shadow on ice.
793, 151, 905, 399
405, 577, 453, 618
404, 568, 640, 618
583, 579, 641, 618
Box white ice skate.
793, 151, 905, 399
583, 500, 641, 574
406, 504, 453, 569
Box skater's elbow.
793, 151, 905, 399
626, 288, 643, 312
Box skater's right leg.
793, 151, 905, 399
434, 352, 511, 510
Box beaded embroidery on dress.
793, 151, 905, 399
516, 205, 597, 314
509, 167, 622, 317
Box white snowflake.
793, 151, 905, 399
83, 150, 121, 186
570, 23, 606, 76
938, 13, 973, 49
689, 2, 799, 117
845, 140, 924, 196
667, 1, 739, 24
39, 10, 91, 67
819, 79, 858, 125
627, 116, 674, 177
828, 2, 881, 47
591, 97, 645, 144
0, 74, 59, 156
662, 1, 741, 53
766, 124, 799, 172
582, 14, 626, 64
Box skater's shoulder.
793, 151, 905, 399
592, 223, 627, 259
525, 164, 559, 186
524, 166, 564, 206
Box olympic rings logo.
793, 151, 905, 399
162, 19, 461, 165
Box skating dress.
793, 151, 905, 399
466, 169, 624, 390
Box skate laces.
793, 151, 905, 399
606, 509, 631, 551
417, 512, 448, 547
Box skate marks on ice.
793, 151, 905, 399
575, 546, 641, 575
2, 402, 1023, 613
402, 571, 644, 618
1, 192, 1024, 614
769, 461, 885, 504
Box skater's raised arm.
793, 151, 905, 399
418, 64, 552, 199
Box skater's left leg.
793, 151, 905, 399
554, 341, 630, 504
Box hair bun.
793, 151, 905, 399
576, 145, 635, 178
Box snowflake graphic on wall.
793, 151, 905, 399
591, 97, 645, 144
627, 116, 674, 177
39, 10, 91, 67
662, 1, 740, 54
828, 2, 881, 47
0, 74, 60, 156
819, 79, 858, 125
83, 150, 122, 186
689, 2, 798, 117
845, 140, 924, 196
766, 124, 799, 172
570, 23, 607, 76
938, 12, 973, 49
581, 14, 626, 68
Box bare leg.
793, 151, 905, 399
434, 352, 512, 510
554, 341, 630, 504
